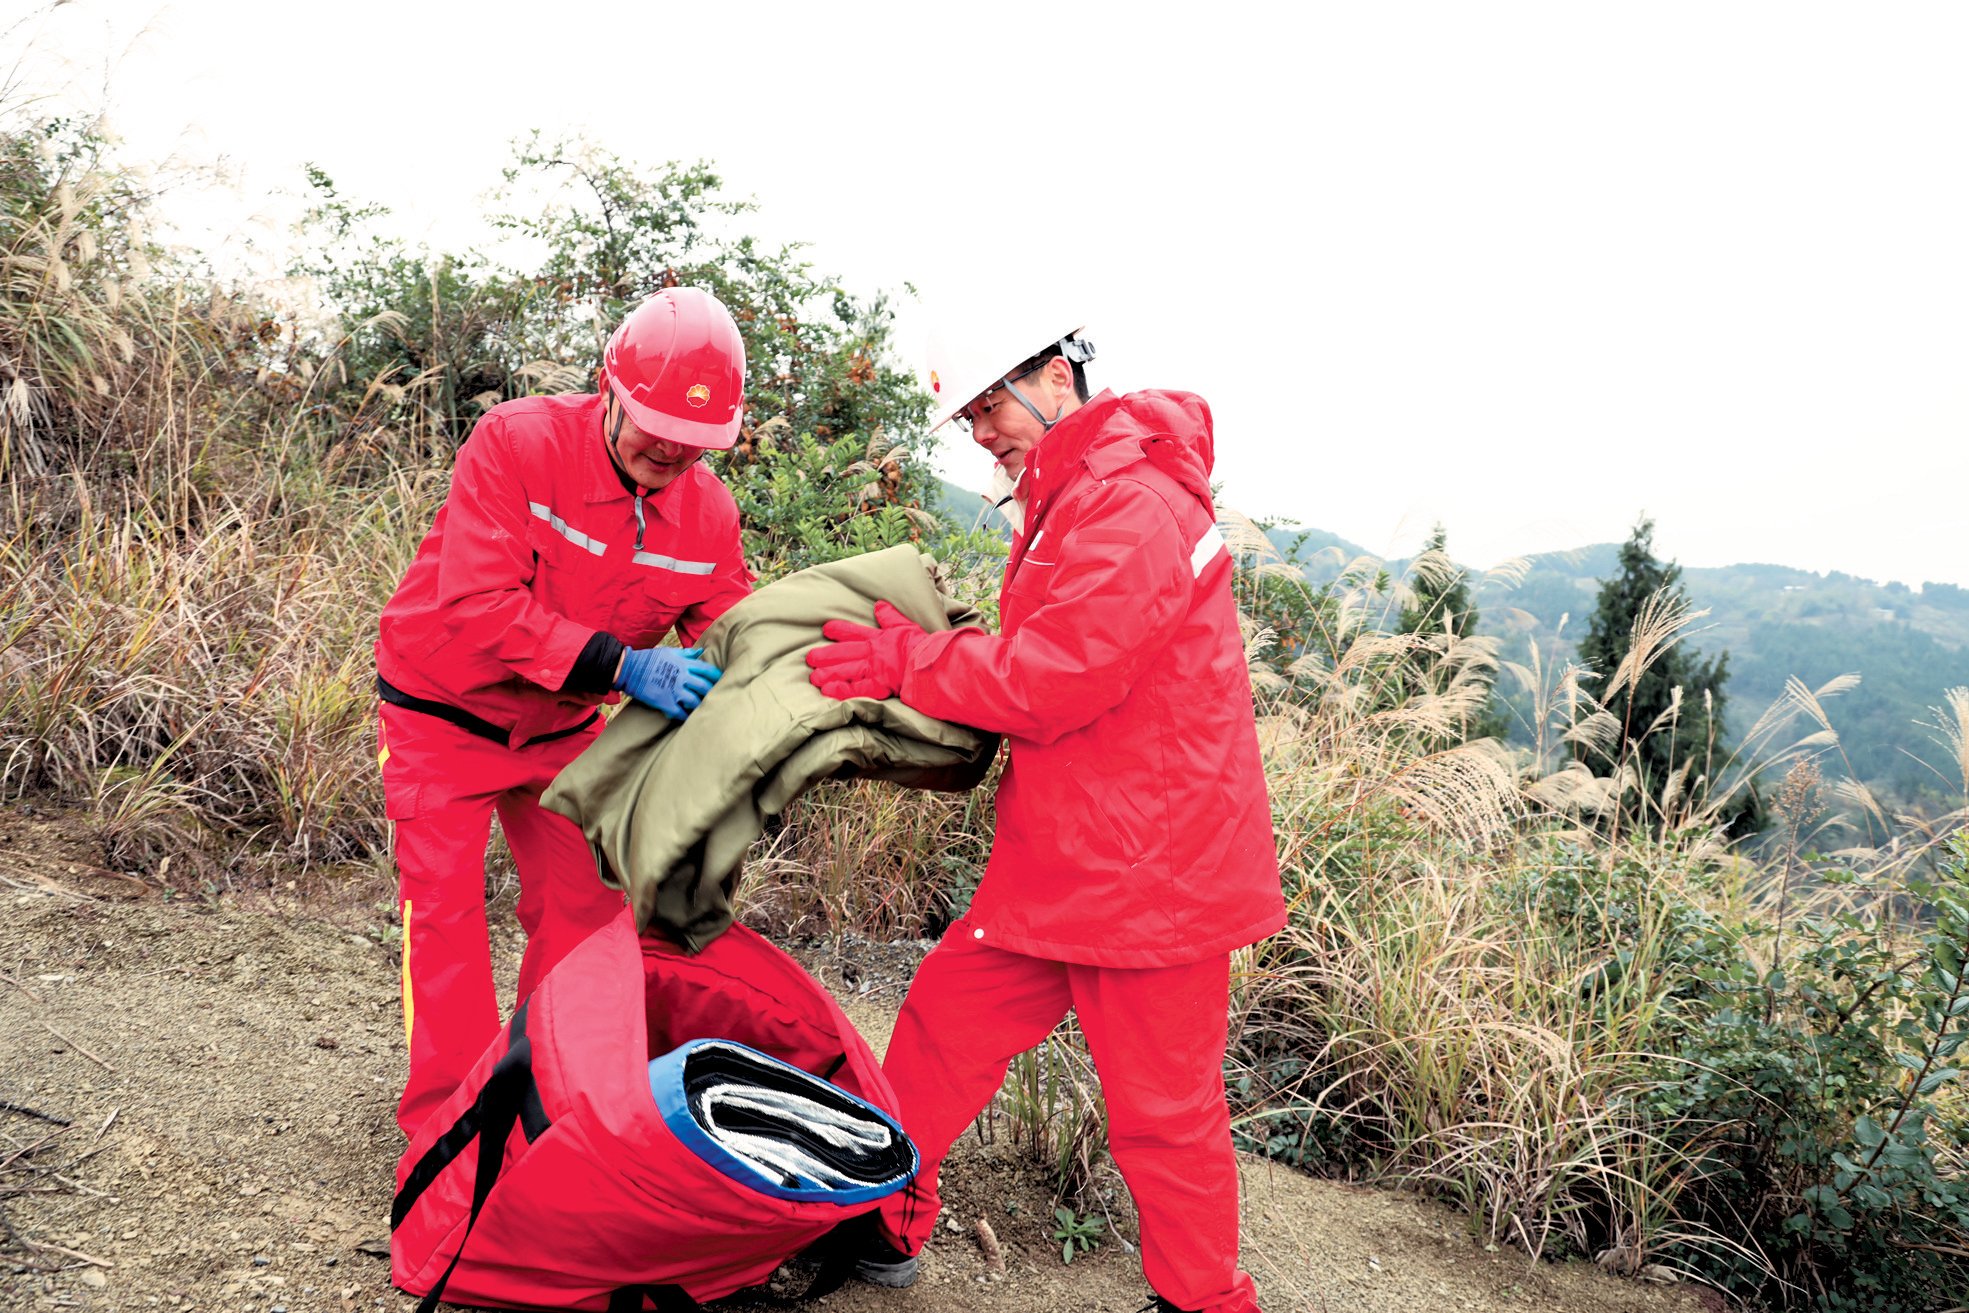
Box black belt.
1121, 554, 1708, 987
376, 675, 599, 749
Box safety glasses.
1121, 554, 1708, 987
951, 360, 1048, 435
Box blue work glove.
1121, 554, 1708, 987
613, 646, 723, 720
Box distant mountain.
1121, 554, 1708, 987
1263, 524, 1376, 567
934, 492, 1968, 806
931, 478, 1012, 535
1474, 547, 1969, 805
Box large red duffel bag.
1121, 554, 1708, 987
389, 908, 916, 1311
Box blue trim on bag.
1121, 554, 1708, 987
647, 1038, 917, 1206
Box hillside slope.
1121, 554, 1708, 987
1475, 547, 1969, 802
1195, 508, 1969, 807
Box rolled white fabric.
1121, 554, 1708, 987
698, 1083, 900, 1189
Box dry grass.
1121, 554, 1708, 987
982, 1020, 1112, 1213
1240, 839, 1755, 1273
0, 464, 437, 873
1218, 550, 1969, 1297
740, 777, 994, 944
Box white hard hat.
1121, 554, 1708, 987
923, 310, 1095, 432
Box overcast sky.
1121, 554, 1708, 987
14, 1, 1968, 586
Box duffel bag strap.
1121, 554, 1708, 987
598, 1222, 863, 1312
607, 1285, 698, 1312
391, 1001, 547, 1313
392, 1004, 550, 1231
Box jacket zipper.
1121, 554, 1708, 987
633, 489, 648, 552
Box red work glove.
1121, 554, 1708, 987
805, 601, 926, 701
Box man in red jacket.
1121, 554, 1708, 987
376, 287, 754, 1138
806, 322, 1285, 1313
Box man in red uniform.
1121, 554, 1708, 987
806, 321, 1285, 1313
376, 287, 754, 1138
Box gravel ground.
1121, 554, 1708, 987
0, 803, 1713, 1313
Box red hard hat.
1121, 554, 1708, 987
598, 288, 746, 450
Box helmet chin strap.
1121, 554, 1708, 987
601, 393, 651, 495
985, 465, 1025, 536
998, 375, 1068, 431
603, 397, 633, 476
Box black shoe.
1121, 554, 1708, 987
852, 1234, 921, 1288
1136, 1298, 1194, 1313
825, 1213, 920, 1289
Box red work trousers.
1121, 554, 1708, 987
877, 924, 1261, 1313
378, 702, 623, 1138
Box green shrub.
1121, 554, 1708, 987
1636, 835, 1969, 1308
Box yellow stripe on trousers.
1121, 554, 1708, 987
400, 899, 414, 1049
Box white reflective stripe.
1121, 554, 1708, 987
632, 551, 717, 575
528, 502, 606, 556
1191, 524, 1228, 577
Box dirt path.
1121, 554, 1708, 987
0, 806, 1710, 1313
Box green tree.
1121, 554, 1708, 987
1576, 517, 1753, 833
294, 137, 964, 579
1398, 524, 1477, 637
1396, 524, 1507, 743
490, 136, 939, 556
291, 166, 537, 467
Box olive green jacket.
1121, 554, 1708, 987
542, 545, 997, 950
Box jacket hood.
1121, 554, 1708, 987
1027, 389, 1217, 520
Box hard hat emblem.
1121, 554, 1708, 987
685, 384, 711, 409
930, 370, 941, 394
